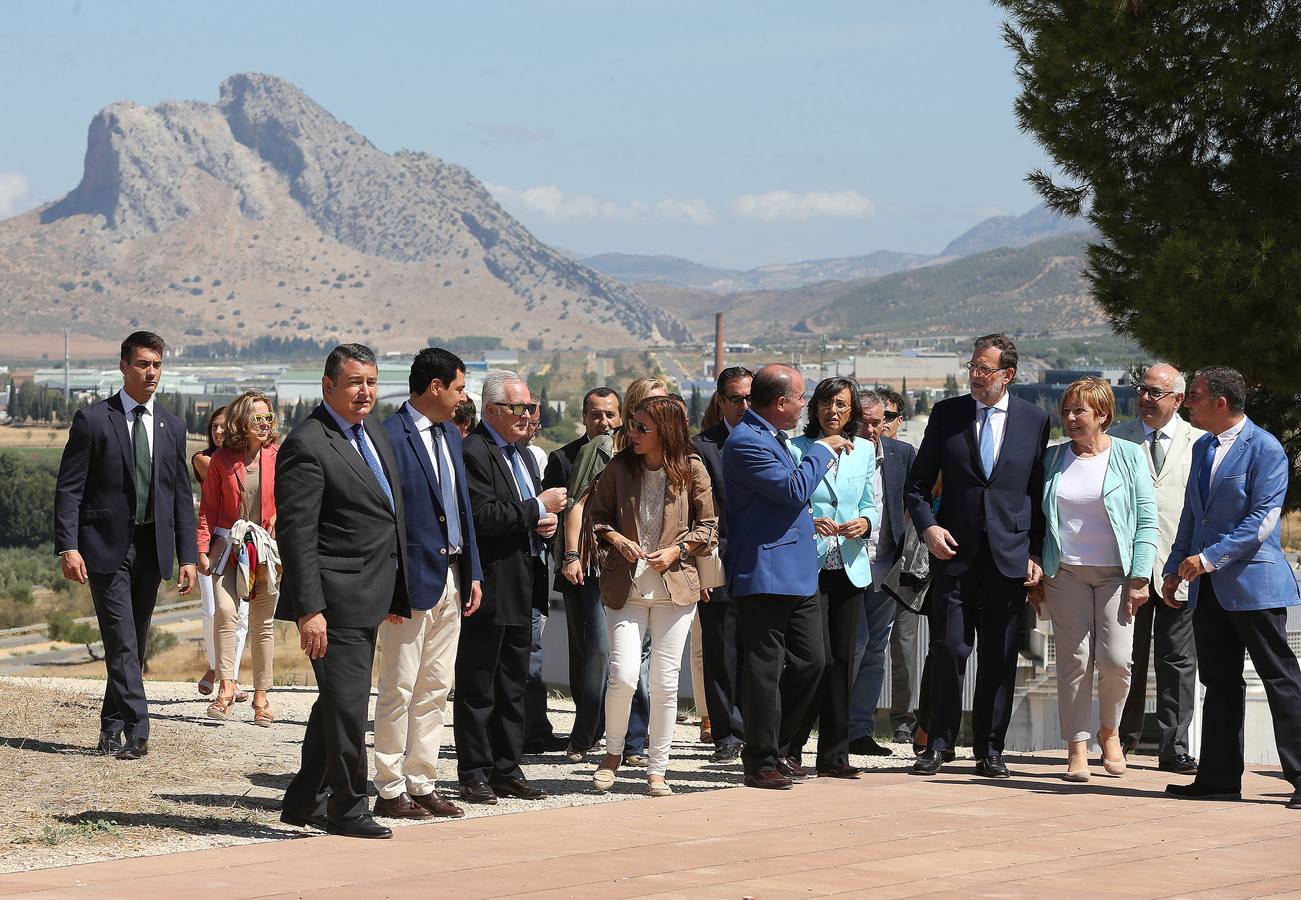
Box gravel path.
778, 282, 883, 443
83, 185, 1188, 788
0, 676, 917, 874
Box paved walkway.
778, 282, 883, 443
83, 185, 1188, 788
2, 755, 1298, 899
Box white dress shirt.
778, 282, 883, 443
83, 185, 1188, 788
482, 421, 547, 517
404, 402, 462, 553
1199, 417, 1248, 572
1141, 418, 1175, 463
974, 391, 1010, 469
118, 388, 156, 460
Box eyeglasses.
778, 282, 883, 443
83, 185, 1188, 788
630, 420, 656, 434
724, 393, 751, 406
493, 402, 538, 416
1135, 385, 1175, 400
965, 363, 1007, 379
819, 400, 852, 412
251, 414, 276, 425
882, 410, 901, 422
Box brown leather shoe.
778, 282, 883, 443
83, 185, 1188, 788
776, 756, 813, 780
411, 792, 465, 818
460, 781, 498, 805
744, 769, 794, 790
373, 792, 432, 819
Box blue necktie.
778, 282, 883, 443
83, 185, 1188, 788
351, 423, 394, 511
1197, 435, 1218, 500
504, 444, 543, 556
979, 406, 996, 477
431, 425, 462, 553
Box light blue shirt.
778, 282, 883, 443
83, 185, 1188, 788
482, 420, 547, 518
323, 401, 382, 463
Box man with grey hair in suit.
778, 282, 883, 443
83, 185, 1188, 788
1109, 364, 1204, 774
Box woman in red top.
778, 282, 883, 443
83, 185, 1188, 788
197, 391, 280, 725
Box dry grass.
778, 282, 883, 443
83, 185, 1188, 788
1283, 511, 1301, 551
0, 425, 69, 448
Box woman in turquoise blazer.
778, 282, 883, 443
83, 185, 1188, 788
1038, 377, 1157, 783
786, 377, 880, 776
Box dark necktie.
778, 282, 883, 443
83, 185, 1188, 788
132, 405, 153, 524
776, 430, 794, 461
430, 425, 462, 552
1150, 429, 1166, 475
1197, 435, 1218, 500
351, 423, 394, 511
504, 444, 543, 556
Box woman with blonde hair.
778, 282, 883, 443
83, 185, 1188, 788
1037, 377, 1157, 781
587, 396, 717, 795
196, 390, 283, 726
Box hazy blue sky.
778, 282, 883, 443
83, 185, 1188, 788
0, 1, 1054, 269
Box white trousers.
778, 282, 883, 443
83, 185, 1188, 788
1045, 564, 1134, 742
604, 597, 696, 776
200, 572, 246, 678
373, 566, 462, 800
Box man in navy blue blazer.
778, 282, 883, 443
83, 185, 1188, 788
55, 331, 197, 760
723, 364, 852, 789
905, 333, 1050, 778
373, 348, 484, 821
1162, 367, 1301, 809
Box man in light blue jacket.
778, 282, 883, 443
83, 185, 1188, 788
1161, 367, 1301, 809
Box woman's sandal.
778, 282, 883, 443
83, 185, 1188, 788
251, 701, 274, 727
206, 695, 235, 722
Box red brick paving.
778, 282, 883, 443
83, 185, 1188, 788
3, 755, 1298, 898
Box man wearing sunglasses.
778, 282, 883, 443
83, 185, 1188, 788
456, 371, 566, 804
906, 333, 1050, 778
1108, 364, 1204, 775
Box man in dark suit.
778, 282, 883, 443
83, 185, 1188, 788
456, 370, 566, 804
692, 365, 752, 763
906, 333, 1049, 778
1162, 367, 1301, 809
372, 348, 483, 821
55, 331, 197, 760
543, 386, 621, 760
275, 343, 410, 840
723, 364, 850, 789
848, 387, 917, 756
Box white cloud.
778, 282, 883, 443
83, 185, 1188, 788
731, 189, 874, 223
0, 173, 34, 220
487, 183, 717, 225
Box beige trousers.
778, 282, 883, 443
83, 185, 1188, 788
1044, 563, 1134, 742
213, 567, 276, 691
690, 609, 706, 716
373, 565, 462, 800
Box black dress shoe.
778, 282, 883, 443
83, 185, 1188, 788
816, 763, 862, 779
97, 732, 124, 755
326, 815, 392, 839
522, 734, 570, 754
1289, 784, 1301, 810
460, 781, 499, 805
491, 776, 547, 800
1165, 781, 1241, 801
776, 756, 813, 780
280, 809, 329, 830
975, 752, 1010, 779
711, 742, 742, 763
848, 736, 894, 757
115, 738, 149, 760
893, 726, 914, 745
1120, 737, 1138, 757
1158, 754, 1199, 776
373, 792, 432, 819
744, 770, 793, 790
911, 749, 944, 776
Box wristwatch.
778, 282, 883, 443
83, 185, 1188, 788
677, 541, 689, 560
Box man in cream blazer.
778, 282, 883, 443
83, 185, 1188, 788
1108, 364, 1204, 774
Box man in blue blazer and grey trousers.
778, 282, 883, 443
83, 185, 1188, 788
374, 348, 484, 821
723, 364, 852, 789
1162, 366, 1301, 809
905, 333, 1050, 778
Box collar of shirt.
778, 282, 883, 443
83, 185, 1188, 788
322, 400, 363, 438
1141, 417, 1176, 442
118, 388, 156, 417
723, 417, 734, 435
749, 410, 783, 438
974, 391, 1010, 416
481, 419, 514, 450
1214, 417, 1247, 445
403, 400, 437, 434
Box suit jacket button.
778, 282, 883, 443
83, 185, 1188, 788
438, 515, 446, 522
439, 548, 447, 555
390, 552, 398, 559
830, 499, 837, 508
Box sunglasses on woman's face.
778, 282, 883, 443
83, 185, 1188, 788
252, 413, 276, 425
631, 420, 656, 434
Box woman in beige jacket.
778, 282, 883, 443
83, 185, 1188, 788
586, 396, 717, 796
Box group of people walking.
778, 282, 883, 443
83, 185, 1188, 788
53, 329, 1301, 841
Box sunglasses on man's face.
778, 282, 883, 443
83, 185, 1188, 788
494, 402, 539, 417
882, 410, 901, 423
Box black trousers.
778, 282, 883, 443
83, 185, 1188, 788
698, 588, 744, 747
926, 541, 1026, 757
736, 592, 826, 776
1192, 576, 1301, 791
87, 524, 161, 741
282, 624, 378, 825
454, 621, 531, 784
785, 569, 864, 768
1120, 585, 1197, 760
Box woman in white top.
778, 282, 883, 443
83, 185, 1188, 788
1037, 378, 1158, 781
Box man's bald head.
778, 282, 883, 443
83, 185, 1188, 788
1136, 363, 1186, 429
751, 364, 807, 430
